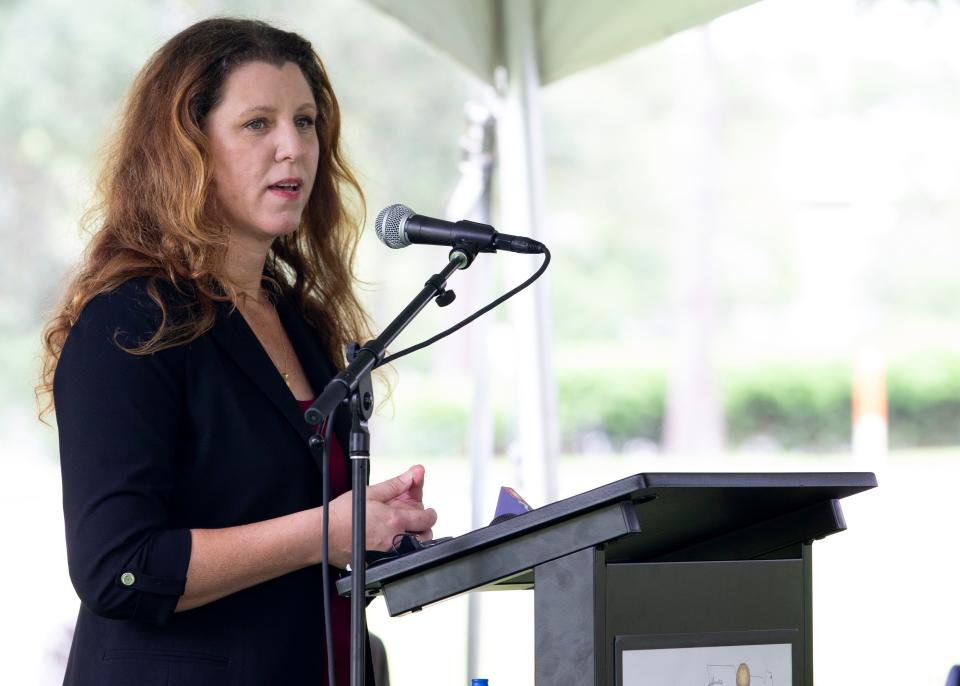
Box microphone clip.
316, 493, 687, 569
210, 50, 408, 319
432, 240, 483, 307
449, 240, 481, 269
435, 289, 456, 307
424, 273, 457, 308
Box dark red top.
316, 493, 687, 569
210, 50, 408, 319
298, 399, 351, 686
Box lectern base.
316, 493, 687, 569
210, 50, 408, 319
534, 544, 813, 686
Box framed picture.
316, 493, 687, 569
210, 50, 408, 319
616, 630, 798, 685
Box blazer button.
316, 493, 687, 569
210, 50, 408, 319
120, 572, 136, 587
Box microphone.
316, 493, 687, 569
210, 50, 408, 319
374, 204, 545, 255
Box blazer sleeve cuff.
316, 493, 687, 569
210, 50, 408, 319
115, 528, 192, 625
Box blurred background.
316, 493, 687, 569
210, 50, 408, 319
2, 0, 959, 683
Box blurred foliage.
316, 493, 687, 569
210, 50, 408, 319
394, 353, 960, 454
724, 360, 852, 450
556, 367, 666, 450
399, 396, 472, 456
887, 352, 960, 447
553, 360, 856, 453
0, 330, 43, 408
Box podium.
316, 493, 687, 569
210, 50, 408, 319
338, 472, 876, 685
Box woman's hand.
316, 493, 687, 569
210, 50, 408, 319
176, 466, 436, 611
386, 463, 426, 510
324, 465, 437, 568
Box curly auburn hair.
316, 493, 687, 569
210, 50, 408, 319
37, 17, 371, 420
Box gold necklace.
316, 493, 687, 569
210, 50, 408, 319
239, 293, 292, 386
274, 309, 292, 387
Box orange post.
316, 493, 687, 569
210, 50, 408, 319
852, 350, 887, 459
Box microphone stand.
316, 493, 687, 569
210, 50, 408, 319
305, 243, 479, 686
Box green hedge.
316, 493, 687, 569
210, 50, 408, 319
556, 368, 665, 449
887, 353, 960, 447
556, 356, 960, 451
391, 355, 960, 453
723, 361, 851, 450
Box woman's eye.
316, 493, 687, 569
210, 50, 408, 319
244, 119, 267, 131
296, 116, 315, 128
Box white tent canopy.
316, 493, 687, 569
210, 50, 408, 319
364, 0, 759, 86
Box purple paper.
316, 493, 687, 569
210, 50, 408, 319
494, 486, 534, 519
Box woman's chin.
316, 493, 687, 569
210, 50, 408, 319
261, 214, 303, 236
236, 216, 304, 243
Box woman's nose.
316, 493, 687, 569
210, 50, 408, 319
274, 122, 304, 162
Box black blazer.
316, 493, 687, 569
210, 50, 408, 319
54, 278, 368, 685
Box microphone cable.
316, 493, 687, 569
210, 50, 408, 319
376, 245, 551, 367
315, 241, 550, 683
320, 406, 337, 686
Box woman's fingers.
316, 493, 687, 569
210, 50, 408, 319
397, 506, 437, 534
333, 468, 437, 554
367, 465, 428, 509
413, 528, 433, 543
364, 503, 438, 551
404, 464, 425, 504
365, 468, 415, 503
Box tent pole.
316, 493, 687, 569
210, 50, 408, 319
445, 101, 497, 683
497, 0, 559, 509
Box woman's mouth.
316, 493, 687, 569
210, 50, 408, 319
267, 179, 302, 200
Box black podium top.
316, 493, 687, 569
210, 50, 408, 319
338, 472, 876, 616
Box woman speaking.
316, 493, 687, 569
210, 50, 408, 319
37, 18, 435, 685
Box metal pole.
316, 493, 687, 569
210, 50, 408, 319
497, 0, 559, 506
448, 101, 497, 682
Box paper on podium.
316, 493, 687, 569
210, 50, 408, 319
491, 486, 533, 524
